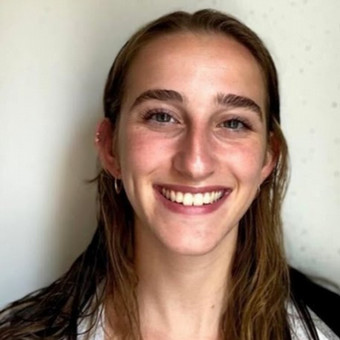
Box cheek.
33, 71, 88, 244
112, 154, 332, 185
225, 140, 266, 181
118, 127, 171, 175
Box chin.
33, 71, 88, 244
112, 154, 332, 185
159, 231, 235, 257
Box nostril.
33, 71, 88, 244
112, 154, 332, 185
172, 150, 215, 180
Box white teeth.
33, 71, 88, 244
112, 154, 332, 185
193, 193, 203, 206
203, 192, 211, 204
175, 191, 183, 203
170, 190, 176, 202
165, 189, 170, 200
183, 193, 193, 206
161, 188, 224, 206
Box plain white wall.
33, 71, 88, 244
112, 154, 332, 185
1, 0, 339, 307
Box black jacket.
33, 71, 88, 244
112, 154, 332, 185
290, 267, 340, 337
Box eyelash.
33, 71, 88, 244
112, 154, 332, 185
141, 109, 178, 124
218, 116, 253, 132
141, 110, 253, 132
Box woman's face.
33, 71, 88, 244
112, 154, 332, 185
112, 32, 274, 256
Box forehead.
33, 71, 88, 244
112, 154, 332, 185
123, 32, 266, 112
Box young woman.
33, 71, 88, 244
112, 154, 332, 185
0, 9, 337, 340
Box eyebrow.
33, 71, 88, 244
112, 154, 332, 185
216, 93, 262, 119
130, 89, 183, 110
130, 88, 262, 119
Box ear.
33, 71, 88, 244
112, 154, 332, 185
95, 118, 121, 178
260, 133, 278, 183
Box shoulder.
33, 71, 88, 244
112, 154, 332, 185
288, 302, 339, 340
77, 312, 104, 340
76, 301, 105, 340
289, 267, 340, 339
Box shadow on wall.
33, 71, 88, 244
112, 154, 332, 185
50, 116, 99, 278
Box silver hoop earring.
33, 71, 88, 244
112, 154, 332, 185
95, 132, 100, 143
256, 185, 261, 197
114, 178, 123, 194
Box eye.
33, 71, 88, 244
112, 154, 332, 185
219, 118, 249, 131
143, 110, 178, 124
153, 112, 174, 123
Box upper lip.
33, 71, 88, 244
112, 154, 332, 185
155, 184, 230, 193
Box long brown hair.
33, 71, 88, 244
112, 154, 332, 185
0, 9, 318, 340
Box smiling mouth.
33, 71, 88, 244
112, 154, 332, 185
161, 188, 225, 206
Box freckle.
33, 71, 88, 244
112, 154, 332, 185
331, 102, 338, 108
299, 68, 304, 74
334, 138, 340, 145
300, 246, 306, 252
305, 45, 311, 51
334, 170, 340, 178
309, 128, 315, 134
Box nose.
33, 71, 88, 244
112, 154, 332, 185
172, 125, 215, 181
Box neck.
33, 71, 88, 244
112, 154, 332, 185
135, 226, 238, 340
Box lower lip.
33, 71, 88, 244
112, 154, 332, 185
155, 188, 230, 215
